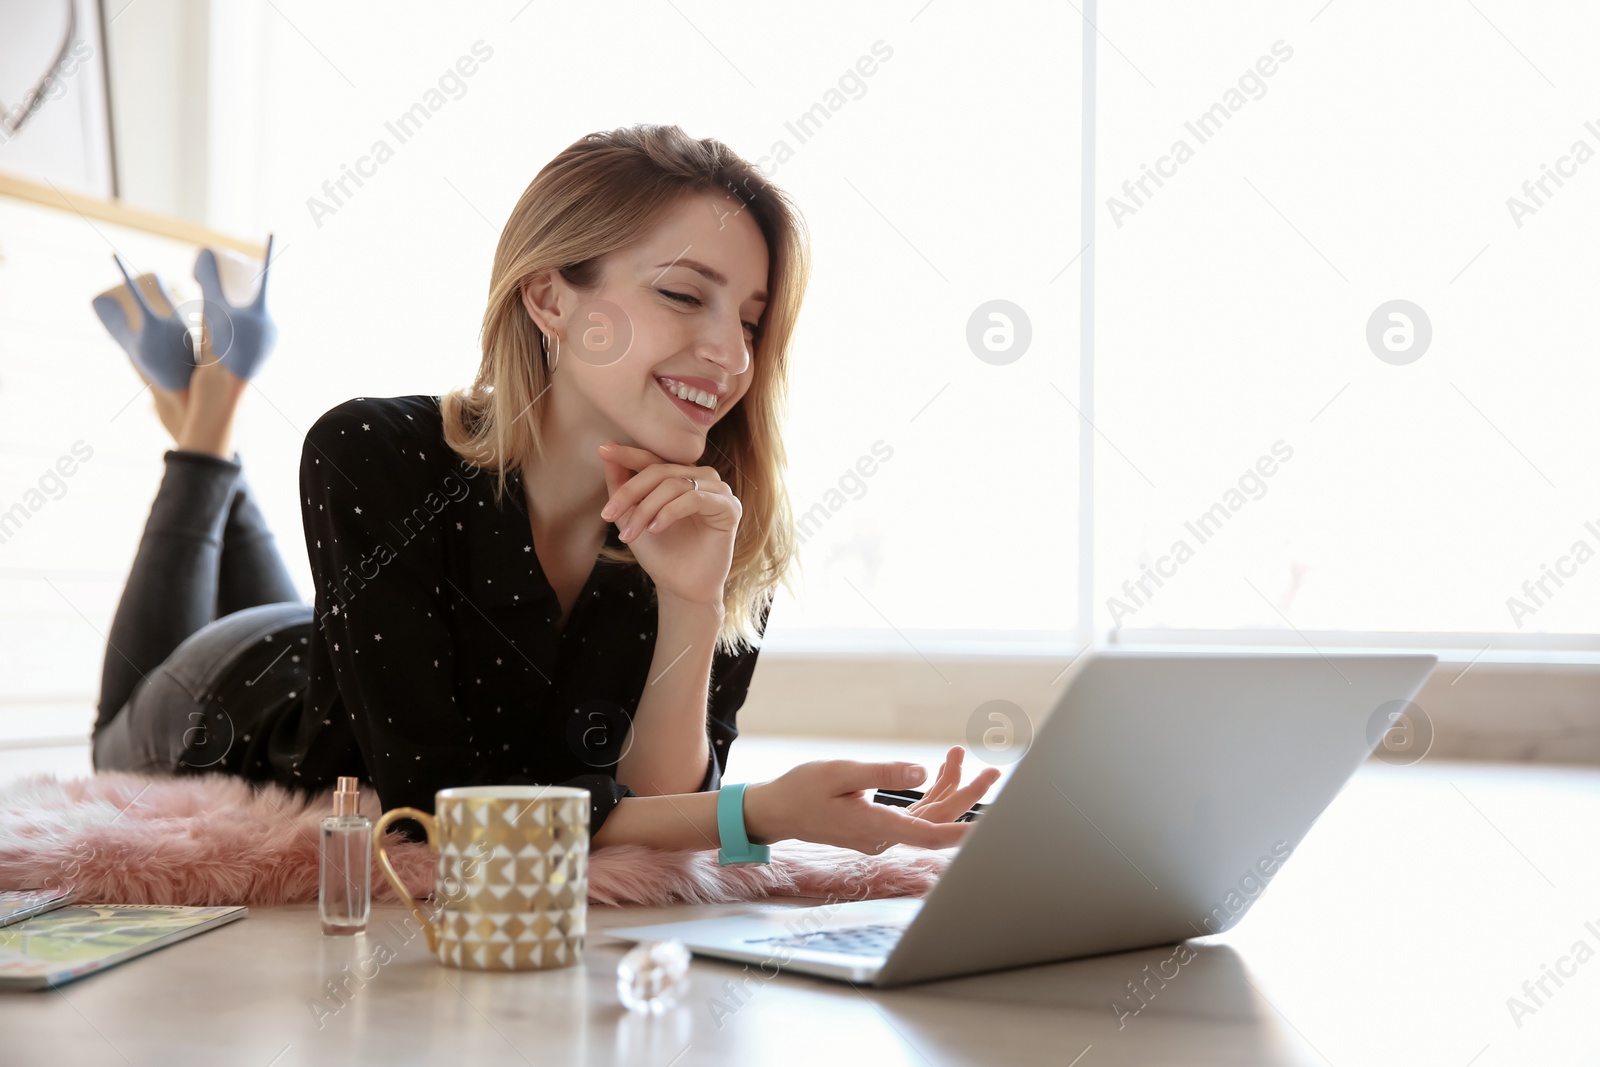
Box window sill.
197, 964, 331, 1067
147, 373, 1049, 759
746, 629, 1600, 765
760, 627, 1600, 669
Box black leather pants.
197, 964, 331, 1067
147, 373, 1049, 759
90, 448, 311, 777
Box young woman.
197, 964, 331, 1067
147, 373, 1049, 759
90, 124, 998, 856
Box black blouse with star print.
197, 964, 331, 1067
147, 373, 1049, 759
286, 394, 768, 844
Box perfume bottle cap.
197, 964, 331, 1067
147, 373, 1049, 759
333, 776, 360, 816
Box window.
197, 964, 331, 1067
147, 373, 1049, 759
1093, 2, 1599, 649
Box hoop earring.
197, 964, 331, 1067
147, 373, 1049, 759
542, 332, 559, 372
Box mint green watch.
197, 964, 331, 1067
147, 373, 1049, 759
717, 782, 771, 865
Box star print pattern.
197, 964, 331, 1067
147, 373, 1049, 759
273, 394, 769, 847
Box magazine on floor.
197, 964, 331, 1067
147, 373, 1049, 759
0, 904, 248, 991
0, 887, 78, 929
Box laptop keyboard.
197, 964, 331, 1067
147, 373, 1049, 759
744, 921, 908, 958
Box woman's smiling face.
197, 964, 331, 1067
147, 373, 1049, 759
527, 190, 770, 467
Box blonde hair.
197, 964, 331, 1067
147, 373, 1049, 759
440, 124, 807, 655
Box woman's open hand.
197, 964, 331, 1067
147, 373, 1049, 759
598, 440, 739, 609
903, 746, 1001, 824
744, 747, 1002, 855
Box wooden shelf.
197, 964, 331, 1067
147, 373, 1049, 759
0, 169, 265, 257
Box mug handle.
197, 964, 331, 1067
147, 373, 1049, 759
373, 807, 439, 955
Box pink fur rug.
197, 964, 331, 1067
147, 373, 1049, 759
0, 772, 951, 908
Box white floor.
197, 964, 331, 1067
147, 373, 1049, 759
2, 741, 1598, 1065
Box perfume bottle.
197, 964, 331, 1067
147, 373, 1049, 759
319, 776, 372, 935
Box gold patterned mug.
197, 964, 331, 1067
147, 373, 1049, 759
373, 785, 590, 971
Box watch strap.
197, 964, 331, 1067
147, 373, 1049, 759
716, 782, 771, 866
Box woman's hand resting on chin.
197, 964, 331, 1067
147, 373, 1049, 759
598, 440, 739, 609
741, 746, 1002, 855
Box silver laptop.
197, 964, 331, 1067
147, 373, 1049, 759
607, 650, 1436, 988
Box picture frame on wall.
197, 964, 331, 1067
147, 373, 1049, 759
0, 0, 116, 199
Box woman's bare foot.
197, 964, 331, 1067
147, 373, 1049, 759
175, 351, 249, 460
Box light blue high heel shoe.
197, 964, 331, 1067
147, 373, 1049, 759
91, 255, 200, 391
192, 233, 278, 381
